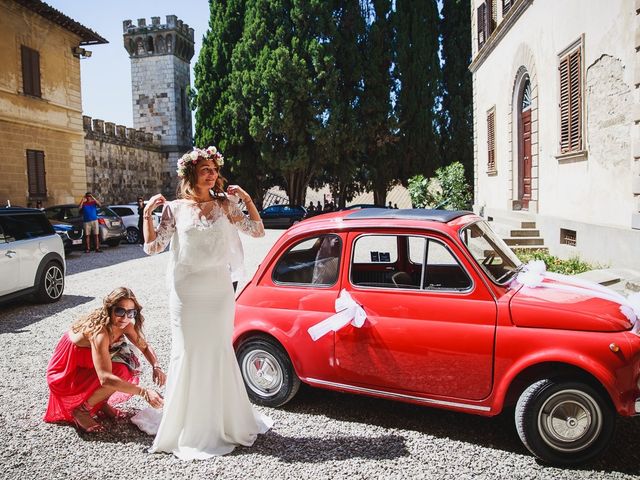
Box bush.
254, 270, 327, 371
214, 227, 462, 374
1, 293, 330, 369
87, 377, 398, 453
514, 249, 598, 275
408, 162, 472, 210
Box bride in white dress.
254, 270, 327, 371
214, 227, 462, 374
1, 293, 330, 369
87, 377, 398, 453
141, 146, 272, 460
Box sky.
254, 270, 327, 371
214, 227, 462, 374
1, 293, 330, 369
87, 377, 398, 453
45, 0, 210, 127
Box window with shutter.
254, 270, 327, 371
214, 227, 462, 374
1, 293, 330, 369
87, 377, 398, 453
21, 46, 41, 97
487, 108, 496, 174
502, 0, 512, 16
558, 44, 582, 154
26, 150, 47, 198
477, 3, 487, 48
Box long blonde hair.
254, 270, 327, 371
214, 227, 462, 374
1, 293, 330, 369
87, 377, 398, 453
72, 287, 146, 342
176, 160, 227, 200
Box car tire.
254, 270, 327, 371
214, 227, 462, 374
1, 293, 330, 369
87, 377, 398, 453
126, 227, 140, 244
236, 336, 300, 407
34, 261, 64, 303
515, 378, 615, 466
106, 238, 121, 247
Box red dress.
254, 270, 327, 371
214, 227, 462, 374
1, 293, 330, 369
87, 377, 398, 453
44, 332, 139, 423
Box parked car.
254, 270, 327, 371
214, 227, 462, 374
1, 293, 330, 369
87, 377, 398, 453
0, 207, 65, 303
233, 208, 640, 466
43, 204, 126, 247
49, 219, 84, 253
109, 204, 159, 244
259, 204, 307, 228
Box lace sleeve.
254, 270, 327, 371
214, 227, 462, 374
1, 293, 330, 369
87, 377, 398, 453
143, 203, 176, 255
227, 200, 265, 238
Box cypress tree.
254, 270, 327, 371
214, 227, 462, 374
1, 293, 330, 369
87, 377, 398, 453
394, 0, 441, 180
440, 0, 473, 182
360, 0, 395, 206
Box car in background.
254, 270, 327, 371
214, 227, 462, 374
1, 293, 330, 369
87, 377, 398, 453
108, 203, 163, 244
49, 220, 83, 253
0, 207, 65, 303
259, 204, 307, 228
340, 203, 389, 210
233, 208, 640, 466
43, 204, 126, 247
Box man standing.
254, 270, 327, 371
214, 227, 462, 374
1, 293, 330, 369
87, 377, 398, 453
79, 192, 102, 253
136, 197, 145, 244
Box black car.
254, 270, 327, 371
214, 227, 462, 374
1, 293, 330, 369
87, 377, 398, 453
49, 220, 84, 253
43, 204, 126, 247
259, 205, 307, 228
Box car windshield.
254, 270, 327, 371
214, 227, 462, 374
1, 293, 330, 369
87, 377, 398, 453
460, 221, 522, 284
99, 207, 118, 217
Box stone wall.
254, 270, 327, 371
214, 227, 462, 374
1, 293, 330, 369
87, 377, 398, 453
83, 115, 167, 204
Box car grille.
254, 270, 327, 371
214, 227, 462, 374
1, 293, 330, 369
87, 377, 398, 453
67, 226, 83, 240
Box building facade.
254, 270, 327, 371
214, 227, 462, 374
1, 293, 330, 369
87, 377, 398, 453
470, 0, 640, 269
123, 16, 194, 196
0, 0, 106, 207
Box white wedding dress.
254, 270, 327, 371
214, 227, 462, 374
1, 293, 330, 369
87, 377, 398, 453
140, 198, 272, 460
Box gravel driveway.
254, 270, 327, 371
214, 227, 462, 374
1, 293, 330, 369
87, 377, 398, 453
1, 233, 639, 479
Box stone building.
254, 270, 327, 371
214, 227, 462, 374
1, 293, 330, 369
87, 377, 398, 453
83, 115, 165, 203
470, 0, 640, 269
0, 0, 106, 207
123, 15, 195, 196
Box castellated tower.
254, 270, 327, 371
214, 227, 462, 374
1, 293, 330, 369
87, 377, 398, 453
123, 15, 194, 196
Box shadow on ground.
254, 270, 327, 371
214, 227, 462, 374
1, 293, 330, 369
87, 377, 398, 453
65, 244, 152, 276
0, 294, 94, 334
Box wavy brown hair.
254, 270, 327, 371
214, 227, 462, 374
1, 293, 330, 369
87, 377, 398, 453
71, 287, 146, 342
176, 158, 227, 200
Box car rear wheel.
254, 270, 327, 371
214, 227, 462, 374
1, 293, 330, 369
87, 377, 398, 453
34, 261, 64, 303
126, 227, 140, 244
515, 379, 615, 466
236, 336, 300, 407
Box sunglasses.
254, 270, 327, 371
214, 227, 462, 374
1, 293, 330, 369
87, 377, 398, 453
113, 306, 138, 319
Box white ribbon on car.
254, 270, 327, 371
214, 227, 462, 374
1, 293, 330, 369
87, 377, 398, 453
308, 289, 367, 341
515, 260, 640, 334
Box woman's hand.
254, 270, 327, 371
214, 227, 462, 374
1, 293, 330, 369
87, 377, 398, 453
142, 388, 164, 409
152, 367, 166, 387
226, 185, 250, 203
145, 193, 166, 216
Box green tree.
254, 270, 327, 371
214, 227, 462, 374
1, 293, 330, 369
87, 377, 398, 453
407, 161, 472, 210
440, 0, 473, 183
393, 0, 441, 180
360, 0, 396, 206
318, 0, 367, 208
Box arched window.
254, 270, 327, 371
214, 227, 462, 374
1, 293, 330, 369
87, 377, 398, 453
521, 78, 531, 112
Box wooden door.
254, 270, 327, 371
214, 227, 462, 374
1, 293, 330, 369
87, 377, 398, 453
519, 109, 532, 209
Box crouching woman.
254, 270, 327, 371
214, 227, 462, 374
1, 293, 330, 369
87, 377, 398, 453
44, 287, 165, 432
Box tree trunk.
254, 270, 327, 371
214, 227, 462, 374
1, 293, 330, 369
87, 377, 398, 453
373, 187, 386, 207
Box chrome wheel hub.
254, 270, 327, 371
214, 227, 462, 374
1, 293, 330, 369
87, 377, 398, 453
242, 349, 283, 398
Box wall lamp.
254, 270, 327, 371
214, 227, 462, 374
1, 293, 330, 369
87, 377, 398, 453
72, 46, 92, 58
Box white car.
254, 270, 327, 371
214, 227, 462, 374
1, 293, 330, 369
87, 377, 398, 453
0, 207, 65, 303
110, 204, 161, 244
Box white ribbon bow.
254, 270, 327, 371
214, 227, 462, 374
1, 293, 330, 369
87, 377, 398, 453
308, 289, 367, 341
516, 260, 640, 334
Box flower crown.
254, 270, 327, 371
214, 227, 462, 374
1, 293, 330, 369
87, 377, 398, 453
176, 146, 224, 178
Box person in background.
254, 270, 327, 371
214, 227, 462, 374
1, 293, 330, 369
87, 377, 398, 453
388, 201, 393, 209
136, 196, 145, 245
79, 192, 102, 253
308, 202, 315, 213
44, 287, 165, 432
36, 200, 43, 209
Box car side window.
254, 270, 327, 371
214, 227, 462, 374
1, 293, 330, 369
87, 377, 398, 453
0, 213, 53, 241
350, 234, 471, 291
0, 223, 11, 243
112, 207, 133, 217
273, 234, 341, 286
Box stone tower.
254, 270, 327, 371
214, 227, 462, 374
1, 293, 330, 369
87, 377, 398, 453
122, 15, 194, 195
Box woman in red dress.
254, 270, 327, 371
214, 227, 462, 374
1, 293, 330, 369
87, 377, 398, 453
44, 287, 165, 432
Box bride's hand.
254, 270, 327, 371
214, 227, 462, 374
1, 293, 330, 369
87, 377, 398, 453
226, 185, 250, 203
145, 193, 166, 215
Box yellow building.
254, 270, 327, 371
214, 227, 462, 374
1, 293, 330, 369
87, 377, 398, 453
0, 0, 106, 207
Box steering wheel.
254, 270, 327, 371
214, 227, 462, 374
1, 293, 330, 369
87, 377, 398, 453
482, 253, 496, 266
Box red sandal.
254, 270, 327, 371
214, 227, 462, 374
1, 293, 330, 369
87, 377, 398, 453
71, 402, 104, 433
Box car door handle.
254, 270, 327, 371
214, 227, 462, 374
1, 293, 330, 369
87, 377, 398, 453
5, 250, 16, 258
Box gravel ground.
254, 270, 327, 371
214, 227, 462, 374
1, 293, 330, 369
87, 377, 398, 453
1, 233, 639, 479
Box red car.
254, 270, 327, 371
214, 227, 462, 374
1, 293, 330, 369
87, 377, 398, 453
233, 208, 640, 465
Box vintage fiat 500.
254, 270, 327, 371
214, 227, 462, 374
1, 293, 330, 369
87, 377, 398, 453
233, 209, 640, 465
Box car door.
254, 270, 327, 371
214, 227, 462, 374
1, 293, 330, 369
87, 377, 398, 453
334, 230, 497, 401
0, 222, 19, 295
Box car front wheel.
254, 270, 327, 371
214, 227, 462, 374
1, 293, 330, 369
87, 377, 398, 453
515, 379, 615, 466
236, 336, 300, 407
126, 227, 140, 244
34, 261, 64, 303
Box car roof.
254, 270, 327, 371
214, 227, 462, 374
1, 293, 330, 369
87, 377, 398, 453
285, 208, 479, 235
0, 206, 45, 215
